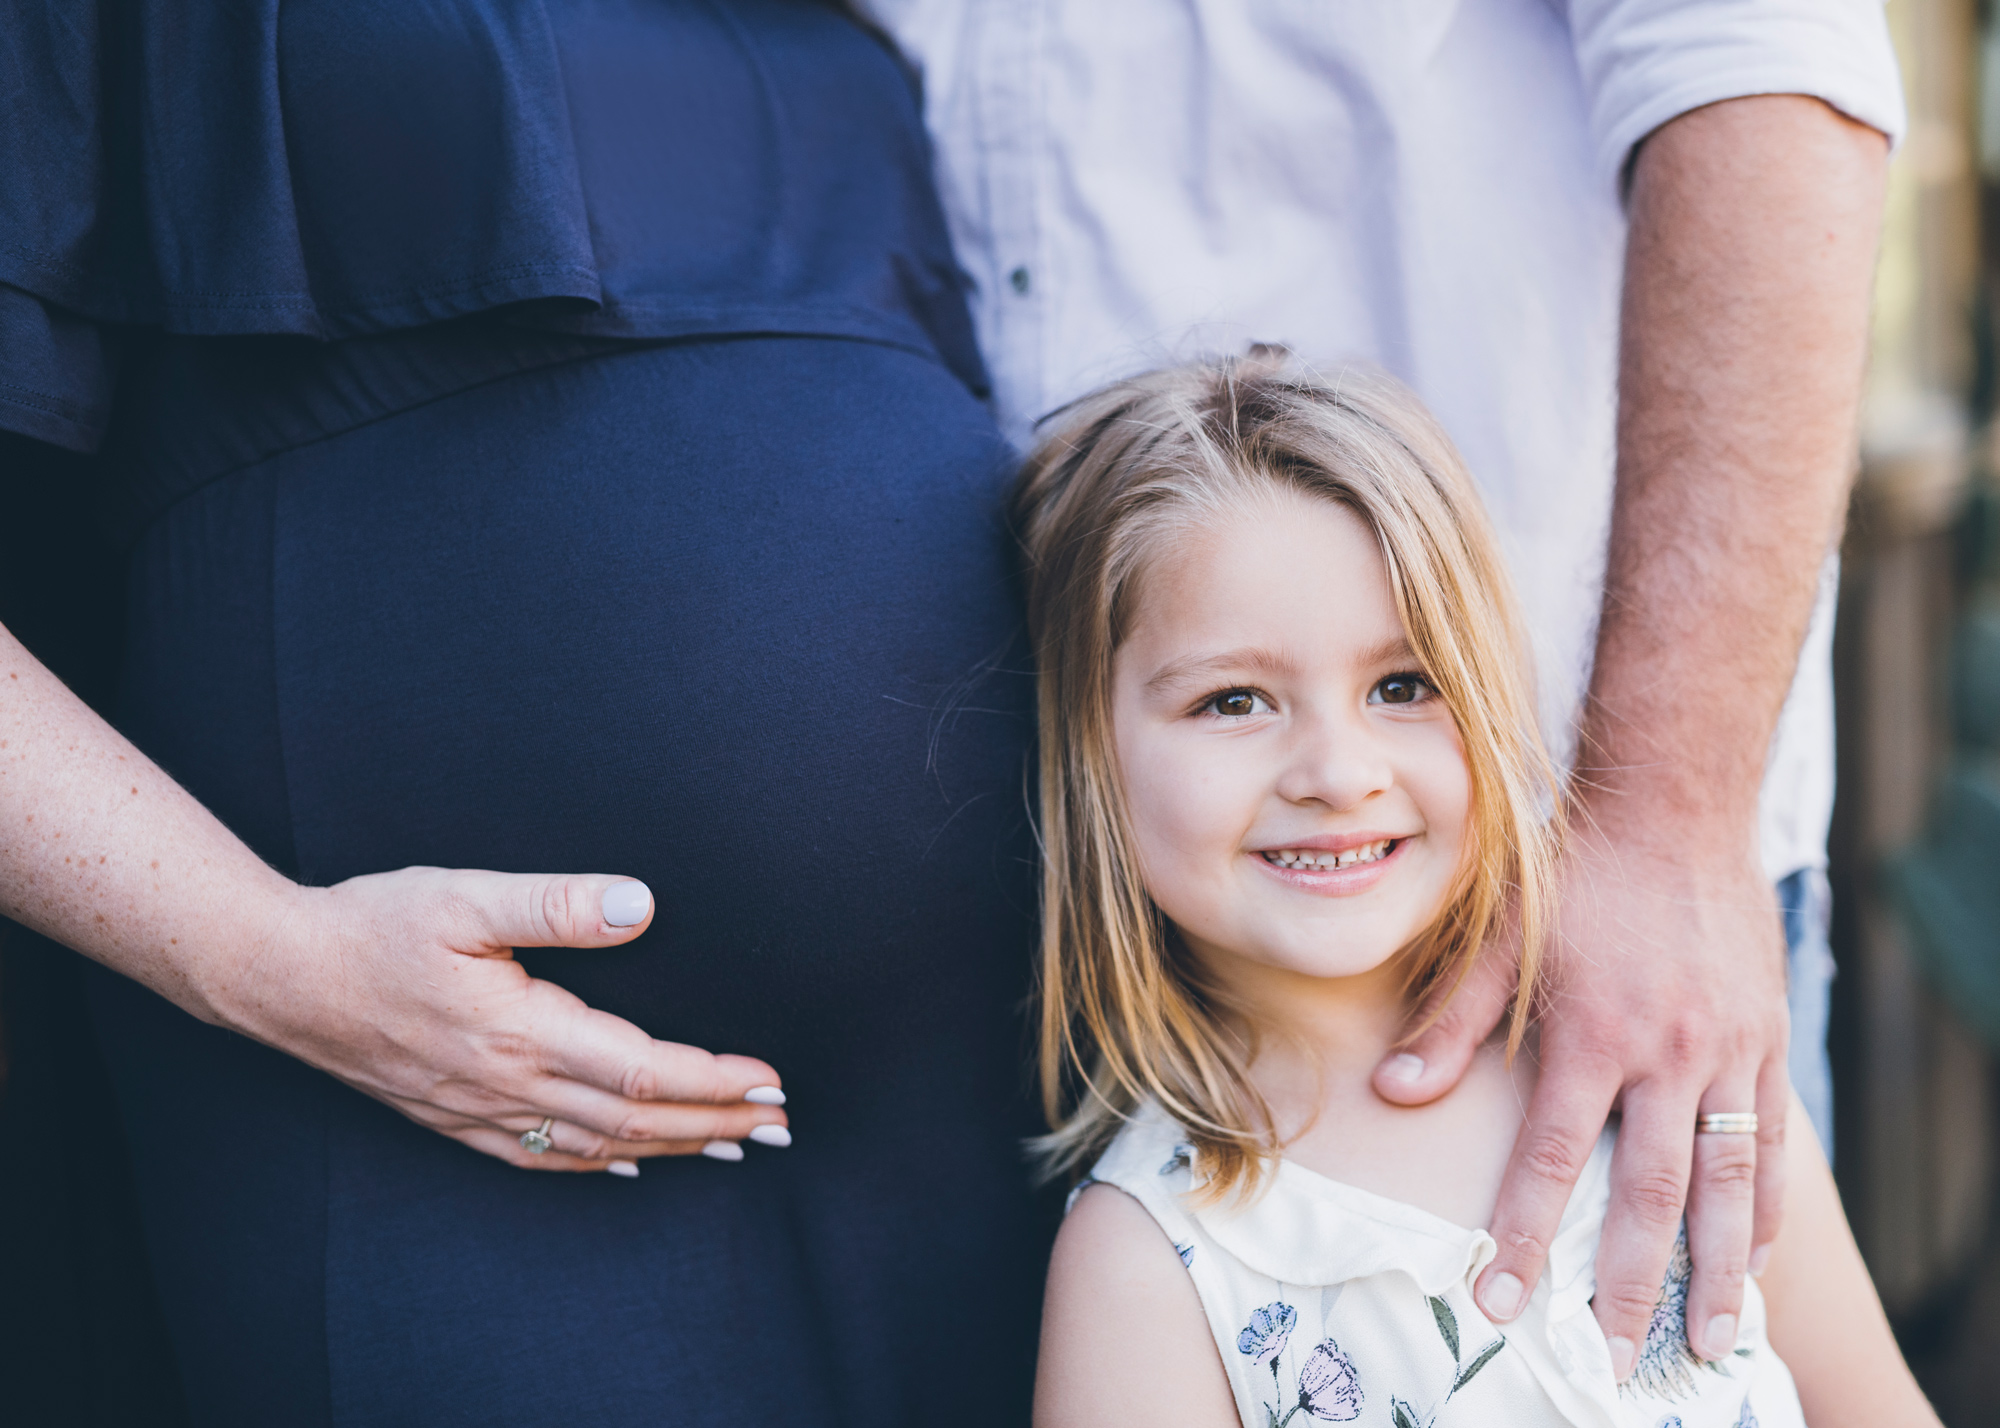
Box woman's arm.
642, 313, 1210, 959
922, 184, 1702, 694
1034, 1184, 1238, 1428
1758, 1094, 1940, 1426
0, 620, 788, 1168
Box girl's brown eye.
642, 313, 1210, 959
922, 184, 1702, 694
1209, 689, 1268, 717
1371, 675, 1432, 706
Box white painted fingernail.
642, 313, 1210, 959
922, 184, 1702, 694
1607, 1335, 1637, 1380
1383, 1053, 1425, 1084
1748, 1243, 1772, 1277
748, 1124, 792, 1148
1479, 1271, 1525, 1321
744, 1086, 786, 1105
1703, 1314, 1737, 1359
601, 881, 652, 927
606, 1159, 640, 1178
701, 1140, 744, 1162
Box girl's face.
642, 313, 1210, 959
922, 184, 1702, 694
1111, 488, 1471, 983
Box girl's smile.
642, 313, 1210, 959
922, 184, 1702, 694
1253, 831, 1411, 892
1111, 485, 1471, 985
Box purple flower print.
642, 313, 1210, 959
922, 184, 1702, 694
1236, 1302, 1297, 1367
1733, 1399, 1759, 1428
1297, 1340, 1364, 1421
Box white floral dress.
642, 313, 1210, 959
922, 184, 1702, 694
1081, 1103, 1804, 1428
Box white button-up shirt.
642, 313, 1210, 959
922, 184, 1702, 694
862, 0, 1906, 879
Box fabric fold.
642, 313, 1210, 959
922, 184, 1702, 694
2, 0, 989, 481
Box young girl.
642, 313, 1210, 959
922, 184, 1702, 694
1015, 356, 1937, 1428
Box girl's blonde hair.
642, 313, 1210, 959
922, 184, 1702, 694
1012, 352, 1562, 1198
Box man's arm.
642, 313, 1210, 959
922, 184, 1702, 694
1374, 94, 1888, 1374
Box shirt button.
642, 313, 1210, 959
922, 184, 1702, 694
1009, 266, 1031, 295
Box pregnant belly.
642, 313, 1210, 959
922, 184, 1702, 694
254, 337, 1035, 1097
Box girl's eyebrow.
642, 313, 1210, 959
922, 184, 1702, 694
1143, 636, 1418, 693
1355, 634, 1419, 668
1144, 647, 1294, 693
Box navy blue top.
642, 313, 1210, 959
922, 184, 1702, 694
0, 0, 986, 526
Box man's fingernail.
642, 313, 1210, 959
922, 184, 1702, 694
1748, 1243, 1772, 1277
744, 1086, 787, 1105
606, 1159, 640, 1178
601, 881, 652, 927
1479, 1271, 1525, 1321
748, 1124, 792, 1148
1607, 1335, 1637, 1380
1702, 1314, 1737, 1359
1383, 1053, 1426, 1084
701, 1140, 744, 1162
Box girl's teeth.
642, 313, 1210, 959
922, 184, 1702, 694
1264, 840, 1393, 870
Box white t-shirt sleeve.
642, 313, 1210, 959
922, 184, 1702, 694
1567, 0, 1907, 192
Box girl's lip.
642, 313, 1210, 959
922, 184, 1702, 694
1249, 835, 1410, 895
1251, 830, 1409, 856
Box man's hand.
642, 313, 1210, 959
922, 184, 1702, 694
1384, 832, 1789, 1371
1374, 93, 1887, 1376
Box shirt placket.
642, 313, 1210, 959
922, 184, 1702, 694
964, 0, 1048, 440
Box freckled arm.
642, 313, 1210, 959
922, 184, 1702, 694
0, 619, 293, 1021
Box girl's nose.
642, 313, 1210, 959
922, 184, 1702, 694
1274, 715, 1394, 812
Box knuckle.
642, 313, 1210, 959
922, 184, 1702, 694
609, 1109, 658, 1145
535, 878, 583, 942
1520, 1133, 1588, 1187
1595, 1282, 1666, 1324
1659, 1024, 1703, 1076
1694, 1262, 1748, 1296
618, 1057, 667, 1103
1698, 1151, 1758, 1194
1497, 1224, 1553, 1263
1496, 1216, 1552, 1256
1624, 1171, 1688, 1224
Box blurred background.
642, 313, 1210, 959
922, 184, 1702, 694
1830, 0, 2000, 1417
6, 2, 2000, 1422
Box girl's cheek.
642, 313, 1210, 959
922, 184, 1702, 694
1413, 728, 1474, 849
1125, 748, 1231, 882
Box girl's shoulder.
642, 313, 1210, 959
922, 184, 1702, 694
1072, 1100, 1206, 1262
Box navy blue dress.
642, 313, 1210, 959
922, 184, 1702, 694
1, 5, 1046, 1425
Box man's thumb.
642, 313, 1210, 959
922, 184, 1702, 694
1372, 945, 1514, 1106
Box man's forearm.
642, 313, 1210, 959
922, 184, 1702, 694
1582, 95, 1887, 846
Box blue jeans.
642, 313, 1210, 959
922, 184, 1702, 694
1778, 867, 1837, 1159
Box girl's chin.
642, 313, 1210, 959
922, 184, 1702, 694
1188, 928, 1414, 988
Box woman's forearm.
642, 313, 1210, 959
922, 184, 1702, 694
0, 619, 296, 1024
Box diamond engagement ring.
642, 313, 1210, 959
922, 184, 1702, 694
520, 1117, 556, 1155
1695, 1112, 1758, 1135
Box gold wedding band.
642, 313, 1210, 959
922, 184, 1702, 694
1695, 1112, 1758, 1136
520, 1117, 556, 1154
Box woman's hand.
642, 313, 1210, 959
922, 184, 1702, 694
234, 868, 789, 1171
2, 622, 784, 1173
